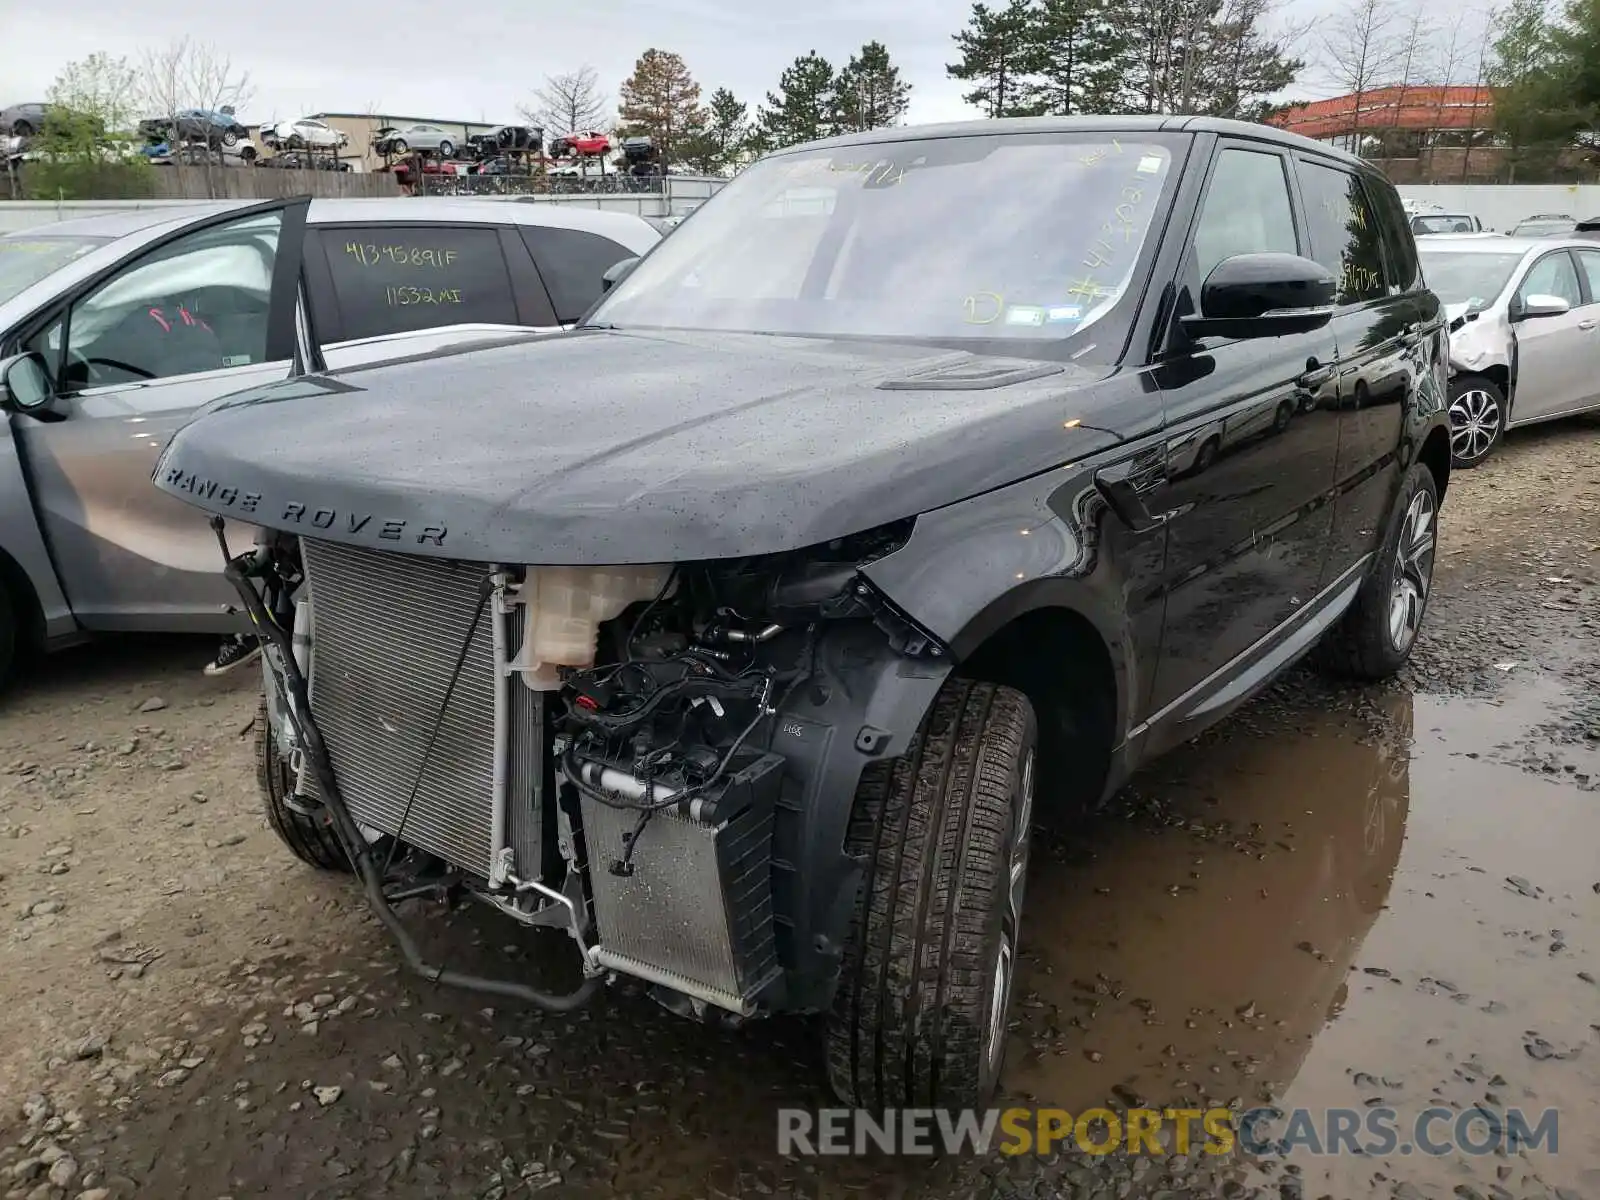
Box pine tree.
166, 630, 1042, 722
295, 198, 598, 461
1022, 0, 1131, 115
835, 41, 912, 131
755, 52, 838, 149
947, 0, 1038, 117
680, 87, 750, 174
618, 49, 705, 166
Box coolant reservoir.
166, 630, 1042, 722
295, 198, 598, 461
516, 565, 670, 690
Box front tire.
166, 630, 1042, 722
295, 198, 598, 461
825, 679, 1037, 1109
1448, 375, 1505, 468
256, 697, 352, 871
1314, 462, 1439, 681
0, 584, 16, 692
438, 139, 455, 158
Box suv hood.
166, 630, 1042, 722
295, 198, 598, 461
153, 328, 1121, 564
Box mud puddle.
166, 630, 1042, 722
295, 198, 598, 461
1009, 670, 1600, 1197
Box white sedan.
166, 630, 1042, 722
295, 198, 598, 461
261, 118, 350, 152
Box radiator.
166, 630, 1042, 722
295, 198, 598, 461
298, 540, 542, 879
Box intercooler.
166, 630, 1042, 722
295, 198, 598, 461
298, 540, 544, 880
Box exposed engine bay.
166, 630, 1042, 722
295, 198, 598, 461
223, 516, 950, 1019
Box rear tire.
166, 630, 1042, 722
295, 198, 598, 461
824, 678, 1037, 1109
256, 696, 351, 871
1448, 375, 1505, 468
1314, 462, 1439, 681
438, 139, 455, 158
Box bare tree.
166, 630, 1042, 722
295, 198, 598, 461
519, 66, 608, 138
139, 38, 255, 194
1322, 0, 1407, 155
1382, 0, 1434, 153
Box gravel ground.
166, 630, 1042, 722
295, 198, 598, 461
1, 419, 1597, 1200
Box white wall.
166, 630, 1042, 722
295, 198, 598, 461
0, 199, 214, 235
1397, 184, 1600, 233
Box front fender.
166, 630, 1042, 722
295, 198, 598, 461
860, 451, 1161, 752
0, 419, 74, 641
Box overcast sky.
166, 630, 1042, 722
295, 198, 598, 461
1, 0, 1339, 128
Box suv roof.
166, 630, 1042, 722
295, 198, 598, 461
782, 114, 1370, 171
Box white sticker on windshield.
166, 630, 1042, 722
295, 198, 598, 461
221, 355, 252, 367
1136, 155, 1163, 175
1047, 305, 1082, 322
1005, 305, 1046, 326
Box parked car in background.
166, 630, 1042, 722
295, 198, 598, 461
133, 115, 1450, 1112
261, 118, 349, 152
1411, 212, 1484, 235
549, 130, 612, 157
1417, 233, 1600, 467
138, 107, 249, 149
260, 150, 347, 171
1510, 214, 1577, 238
1, 102, 50, 137
0, 198, 660, 687
372, 123, 460, 157
1574, 216, 1600, 240
142, 138, 259, 165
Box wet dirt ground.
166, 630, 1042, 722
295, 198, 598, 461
1, 419, 1597, 1200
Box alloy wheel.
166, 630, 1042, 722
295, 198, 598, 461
984, 749, 1035, 1079
1449, 388, 1501, 463
1388, 489, 1436, 653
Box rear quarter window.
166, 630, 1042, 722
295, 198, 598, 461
318, 225, 519, 340
519, 226, 640, 323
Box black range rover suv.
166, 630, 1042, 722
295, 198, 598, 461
110, 116, 1448, 1109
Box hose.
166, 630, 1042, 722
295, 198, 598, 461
212, 521, 600, 1013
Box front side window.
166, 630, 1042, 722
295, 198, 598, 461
589, 132, 1184, 359
320, 225, 518, 340
1300, 162, 1389, 305
54, 211, 282, 390
521, 226, 637, 323
1190, 148, 1298, 282
1518, 252, 1581, 307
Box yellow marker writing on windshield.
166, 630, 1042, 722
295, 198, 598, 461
962, 292, 1004, 324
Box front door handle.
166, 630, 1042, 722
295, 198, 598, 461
1579, 319, 1596, 331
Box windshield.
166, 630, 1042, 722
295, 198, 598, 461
590, 132, 1184, 358
0, 235, 107, 306
1418, 250, 1524, 308
1412, 215, 1477, 234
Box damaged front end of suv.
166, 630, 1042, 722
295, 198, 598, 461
234, 514, 949, 1019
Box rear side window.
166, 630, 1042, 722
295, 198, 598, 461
520, 226, 638, 323
319, 226, 518, 341
1299, 162, 1389, 305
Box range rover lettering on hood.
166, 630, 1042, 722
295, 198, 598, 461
161, 465, 448, 545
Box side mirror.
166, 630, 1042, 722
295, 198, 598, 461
602, 257, 640, 293
0, 352, 53, 414
1516, 293, 1571, 320
1181, 252, 1337, 341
